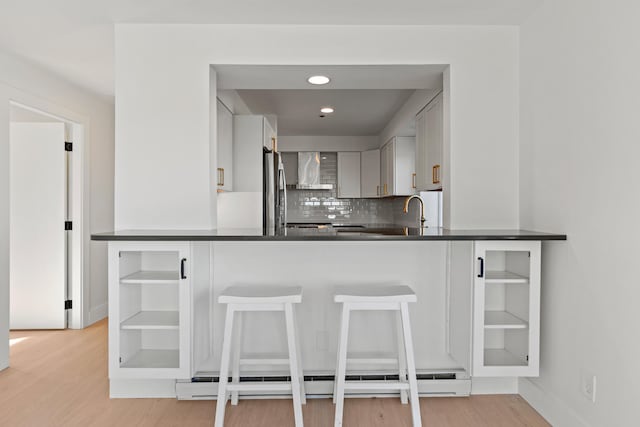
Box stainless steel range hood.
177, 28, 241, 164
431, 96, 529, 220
296, 152, 333, 190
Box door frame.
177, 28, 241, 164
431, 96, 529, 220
9, 99, 86, 330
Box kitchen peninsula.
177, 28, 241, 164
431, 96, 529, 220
93, 227, 565, 398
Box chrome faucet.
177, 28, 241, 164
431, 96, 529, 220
403, 195, 426, 227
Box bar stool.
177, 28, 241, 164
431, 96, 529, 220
214, 285, 306, 427
333, 285, 422, 427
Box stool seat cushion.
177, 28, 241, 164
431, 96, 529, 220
334, 284, 417, 303
219, 285, 303, 304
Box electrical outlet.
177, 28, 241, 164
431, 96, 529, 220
581, 372, 597, 403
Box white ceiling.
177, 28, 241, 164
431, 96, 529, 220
236, 89, 415, 136
216, 65, 446, 90
0, 0, 541, 98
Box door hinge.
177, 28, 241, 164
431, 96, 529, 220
64, 300, 72, 310
65, 142, 73, 152
65, 221, 72, 231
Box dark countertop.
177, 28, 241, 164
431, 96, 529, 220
91, 226, 566, 241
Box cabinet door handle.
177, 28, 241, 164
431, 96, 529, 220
432, 164, 441, 184
412, 173, 416, 189
376, 185, 380, 196
180, 258, 187, 280
217, 168, 224, 186
477, 257, 484, 278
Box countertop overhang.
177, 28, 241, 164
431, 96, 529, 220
91, 227, 567, 241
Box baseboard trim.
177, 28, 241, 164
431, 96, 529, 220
110, 379, 176, 398
519, 378, 590, 427
471, 377, 518, 394
88, 303, 108, 326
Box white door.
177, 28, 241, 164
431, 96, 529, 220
337, 152, 361, 198
10, 123, 67, 329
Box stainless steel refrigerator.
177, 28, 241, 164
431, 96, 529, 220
263, 147, 287, 230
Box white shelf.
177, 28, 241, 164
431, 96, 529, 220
483, 349, 527, 367
120, 270, 179, 284
484, 311, 528, 329
485, 270, 529, 284
120, 349, 179, 369
121, 311, 179, 330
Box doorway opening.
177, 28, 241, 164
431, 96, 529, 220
8, 102, 84, 333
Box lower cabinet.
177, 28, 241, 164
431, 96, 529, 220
472, 241, 541, 377
108, 242, 191, 380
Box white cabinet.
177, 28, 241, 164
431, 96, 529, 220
472, 241, 540, 377
337, 152, 361, 198
281, 152, 298, 186
233, 115, 275, 192
216, 99, 233, 192
108, 242, 191, 380
415, 92, 443, 191
380, 136, 416, 197
360, 149, 381, 198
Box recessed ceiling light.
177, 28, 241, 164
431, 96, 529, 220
320, 107, 334, 114
307, 75, 330, 85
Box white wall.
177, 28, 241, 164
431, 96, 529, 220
114, 24, 520, 230
519, 1, 640, 425
378, 89, 440, 146
0, 50, 114, 369
216, 89, 252, 115
278, 135, 379, 152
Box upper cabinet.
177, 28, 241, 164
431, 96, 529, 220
233, 115, 275, 192
415, 92, 444, 191
337, 152, 361, 198
360, 149, 381, 198
380, 136, 416, 197
216, 99, 233, 192
281, 152, 298, 186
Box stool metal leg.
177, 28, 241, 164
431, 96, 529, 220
285, 303, 304, 427
215, 305, 236, 427
396, 310, 408, 404
400, 302, 422, 427
334, 303, 351, 427
231, 311, 243, 405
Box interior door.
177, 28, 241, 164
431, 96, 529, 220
10, 123, 67, 329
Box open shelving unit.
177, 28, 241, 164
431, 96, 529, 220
473, 241, 541, 377
109, 243, 190, 379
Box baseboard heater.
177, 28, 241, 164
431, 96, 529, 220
176, 371, 471, 400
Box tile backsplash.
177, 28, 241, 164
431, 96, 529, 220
286, 152, 394, 224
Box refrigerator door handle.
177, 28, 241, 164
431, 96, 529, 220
278, 166, 287, 228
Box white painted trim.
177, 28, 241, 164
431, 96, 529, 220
519, 378, 589, 427
110, 379, 177, 398
470, 377, 518, 394
88, 302, 108, 325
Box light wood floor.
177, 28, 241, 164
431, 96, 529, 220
1, 319, 549, 427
